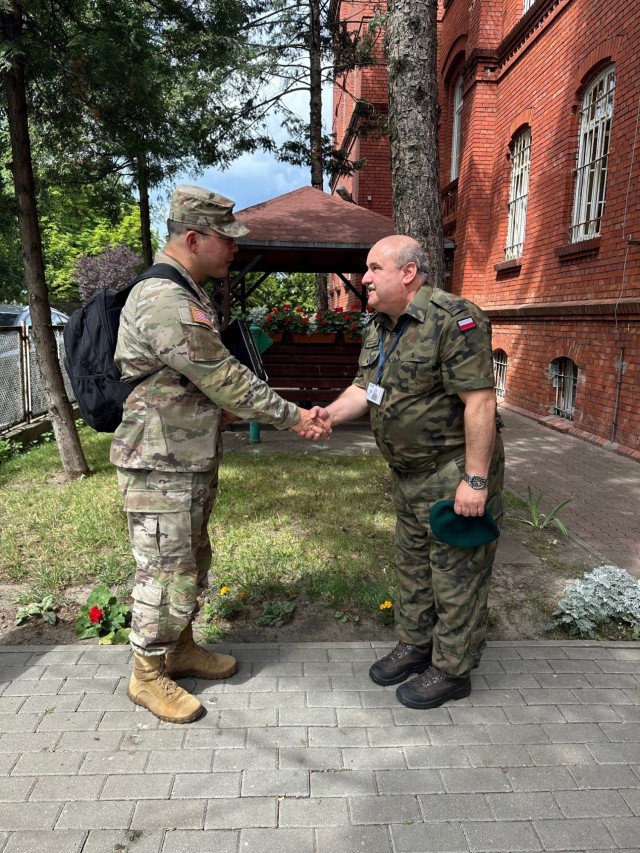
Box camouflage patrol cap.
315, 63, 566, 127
429, 500, 500, 548
169, 184, 249, 238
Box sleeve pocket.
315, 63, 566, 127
182, 323, 225, 363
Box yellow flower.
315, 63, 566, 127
220, 586, 231, 596
379, 600, 393, 610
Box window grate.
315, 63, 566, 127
505, 128, 531, 260
450, 76, 464, 182
493, 349, 507, 398
570, 66, 615, 243
550, 357, 578, 420
523, 0, 536, 13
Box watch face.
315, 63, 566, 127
465, 474, 487, 489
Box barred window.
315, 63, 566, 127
450, 76, 464, 181
550, 357, 579, 420
523, 0, 536, 13
570, 65, 616, 243
493, 349, 508, 398
505, 128, 531, 260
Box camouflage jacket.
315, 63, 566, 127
354, 286, 496, 473
110, 254, 298, 472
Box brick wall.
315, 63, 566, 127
332, 0, 640, 454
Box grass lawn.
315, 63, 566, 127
0, 428, 397, 637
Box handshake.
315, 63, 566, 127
290, 406, 333, 440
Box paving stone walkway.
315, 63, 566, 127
2, 408, 640, 851
1, 640, 639, 852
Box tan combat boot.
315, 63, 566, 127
128, 653, 203, 723
165, 622, 237, 680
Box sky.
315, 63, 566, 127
151, 86, 331, 228
184, 153, 310, 213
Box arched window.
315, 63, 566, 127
505, 127, 532, 260
493, 349, 508, 398
450, 76, 464, 181
550, 357, 579, 420
570, 65, 616, 242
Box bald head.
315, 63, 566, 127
363, 235, 430, 321
373, 236, 430, 285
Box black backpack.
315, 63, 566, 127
63, 263, 195, 433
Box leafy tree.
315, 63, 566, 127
38, 187, 143, 302
15, 1, 269, 265
245, 0, 379, 310
0, 0, 264, 477
1, 1, 90, 477
0, 124, 22, 302
243, 272, 317, 312
1, 125, 147, 304
386, 0, 444, 285
74, 245, 144, 304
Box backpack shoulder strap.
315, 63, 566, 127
129, 263, 198, 297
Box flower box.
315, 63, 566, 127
292, 332, 336, 344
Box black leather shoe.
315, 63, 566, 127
396, 665, 471, 709
369, 642, 432, 686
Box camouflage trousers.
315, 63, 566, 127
116, 465, 219, 656
391, 439, 505, 678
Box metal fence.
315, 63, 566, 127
0, 325, 74, 434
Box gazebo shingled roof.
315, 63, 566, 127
231, 186, 395, 275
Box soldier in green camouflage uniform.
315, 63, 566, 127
310, 235, 504, 710
112, 184, 328, 723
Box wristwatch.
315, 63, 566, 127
462, 473, 488, 490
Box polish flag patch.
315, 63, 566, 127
457, 316, 476, 332
191, 307, 214, 329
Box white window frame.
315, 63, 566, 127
550, 357, 579, 420
504, 127, 531, 260
493, 349, 508, 398
450, 75, 464, 181
570, 65, 616, 243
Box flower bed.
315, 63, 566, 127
248, 304, 366, 340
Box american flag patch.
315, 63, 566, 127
457, 316, 476, 332
191, 307, 214, 329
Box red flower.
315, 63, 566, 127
266, 313, 273, 322
88, 606, 103, 624
295, 306, 304, 313
335, 307, 344, 313
301, 316, 309, 324
282, 303, 291, 310
284, 316, 292, 324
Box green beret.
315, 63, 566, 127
429, 499, 500, 548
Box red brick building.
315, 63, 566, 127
330, 0, 640, 457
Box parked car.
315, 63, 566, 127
0, 304, 70, 327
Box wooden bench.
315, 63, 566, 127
261, 334, 361, 406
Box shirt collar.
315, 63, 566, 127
375, 285, 434, 330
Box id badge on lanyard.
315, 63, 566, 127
367, 319, 410, 406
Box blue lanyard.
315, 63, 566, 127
377, 318, 410, 384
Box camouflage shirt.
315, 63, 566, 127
110, 254, 299, 472
354, 286, 496, 473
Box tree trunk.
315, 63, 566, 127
138, 153, 153, 267
308, 0, 324, 191
1, 4, 90, 478
386, 0, 444, 287
309, 0, 328, 310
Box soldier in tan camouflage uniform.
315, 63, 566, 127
112, 184, 329, 723
310, 235, 505, 710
